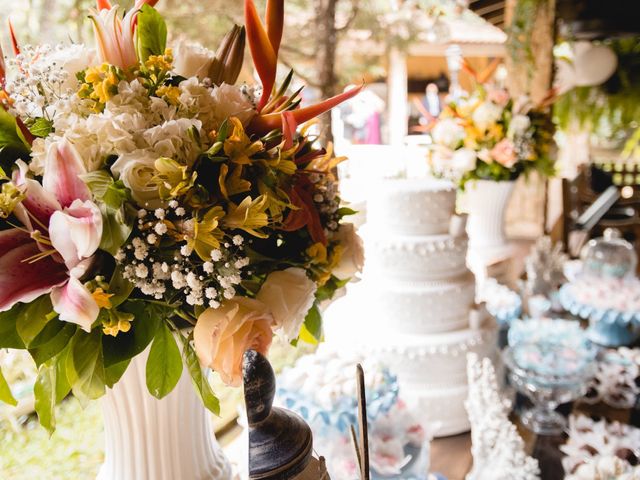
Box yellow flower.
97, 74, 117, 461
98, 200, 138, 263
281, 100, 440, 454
102, 310, 134, 337
306, 242, 327, 264
156, 85, 181, 105
0, 182, 25, 219
80, 63, 122, 107
218, 164, 251, 200
223, 195, 269, 238
187, 206, 225, 261
92, 288, 114, 309
305, 142, 346, 174
153, 157, 196, 199
224, 117, 264, 165
144, 49, 174, 73
258, 181, 291, 222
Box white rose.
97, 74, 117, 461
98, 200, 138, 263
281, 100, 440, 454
507, 114, 531, 140
256, 267, 317, 342
36, 44, 96, 93
173, 41, 216, 80
472, 101, 503, 132
111, 150, 162, 208
211, 83, 256, 127
451, 148, 477, 173
431, 118, 465, 149
332, 223, 365, 281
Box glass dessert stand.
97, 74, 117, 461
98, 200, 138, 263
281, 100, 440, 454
503, 341, 597, 435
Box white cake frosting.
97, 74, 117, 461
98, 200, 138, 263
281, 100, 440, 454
324, 177, 497, 437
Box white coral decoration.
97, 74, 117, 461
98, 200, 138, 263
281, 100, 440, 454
561, 415, 640, 477
583, 347, 640, 409
465, 353, 540, 480
525, 236, 568, 297
565, 456, 640, 480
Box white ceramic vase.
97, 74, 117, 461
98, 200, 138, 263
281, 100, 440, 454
97, 347, 232, 480
464, 179, 515, 251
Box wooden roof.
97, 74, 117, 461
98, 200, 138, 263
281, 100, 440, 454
468, 0, 507, 29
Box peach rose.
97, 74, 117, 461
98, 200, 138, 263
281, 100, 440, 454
256, 267, 317, 341
490, 139, 517, 168
194, 297, 273, 387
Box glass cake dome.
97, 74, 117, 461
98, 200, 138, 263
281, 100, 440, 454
580, 228, 638, 279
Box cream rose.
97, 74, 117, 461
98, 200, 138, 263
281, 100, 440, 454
111, 150, 162, 208
194, 297, 274, 387
332, 223, 365, 281
211, 83, 256, 127
472, 101, 503, 132
256, 267, 317, 341
451, 148, 477, 173
431, 118, 465, 149
173, 41, 216, 80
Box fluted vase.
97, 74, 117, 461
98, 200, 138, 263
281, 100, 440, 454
464, 179, 515, 251
97, 346, 232, 480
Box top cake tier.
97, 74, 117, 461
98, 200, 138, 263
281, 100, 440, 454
366, 178, 456, 236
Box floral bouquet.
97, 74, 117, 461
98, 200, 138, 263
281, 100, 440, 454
428, 85, 555, 189
0, 0, 363, 431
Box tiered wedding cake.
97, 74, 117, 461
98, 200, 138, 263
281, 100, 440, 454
324, 178, 497, 436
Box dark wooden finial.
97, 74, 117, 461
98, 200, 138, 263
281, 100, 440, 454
243, 349, 314, 480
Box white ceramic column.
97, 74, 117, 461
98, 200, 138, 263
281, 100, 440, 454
98, 347, 232, 480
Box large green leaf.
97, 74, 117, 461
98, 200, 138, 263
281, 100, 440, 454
16, 295, 55, 346
99, 204, 133, 256
54, 346, 72, 403
180, 334, 220, 415
108, 266, 134, 308
70, 330, 106, 402
102, 300, 163, 367
34, 363, 57, 434
136, 5, 168, 62
104, 359, 131, 388
29, 322, 77, 367
0, 305, 26, 349
81, 170, 113, 199
146, 323, 182, 399
0, 366, 17, 407
0, 106, 30, 156
300, 304, 322, 344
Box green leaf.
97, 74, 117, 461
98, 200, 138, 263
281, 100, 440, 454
180, 333, 220, 415
135, 5, 167, 62
34, 363, 57, 434
0, 165, 7, 180
0, 366, 18, 407
16, 295, 55, 346
301, 304, 322, 344
81, 170, 114, 199
102, 300, 163, 367
104, 359, 131, 388
29, 322, 77, 367
29, 117, 54, 138
146, 323, 182, 399
0, 304, 26, 349
70, 330, 106, 402
99, 204, 133, 256
54, 347, 72, 403
108, 266, 134, 308
337, 207, 358, 217
216, 119, 230, 142
103, 181, 129, 210
0, 106, 30, 157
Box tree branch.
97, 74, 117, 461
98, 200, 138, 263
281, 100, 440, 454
336, 0, 361, 32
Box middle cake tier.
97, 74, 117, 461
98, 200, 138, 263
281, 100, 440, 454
347, 274, 476, 334
362, 230, 469, 281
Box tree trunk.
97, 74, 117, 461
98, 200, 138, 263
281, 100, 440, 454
314, 0, 339, 143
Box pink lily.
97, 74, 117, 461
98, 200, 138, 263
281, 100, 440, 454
0, 139, 103, 332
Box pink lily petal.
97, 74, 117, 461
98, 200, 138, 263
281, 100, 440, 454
43, 139, 90, 208
0, 41, 6, 87
13, 161, 62, 233
0, 228, 30, 257
51, 276, 99, 332
49, 200, 103, 270
0, 234, 68, 312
